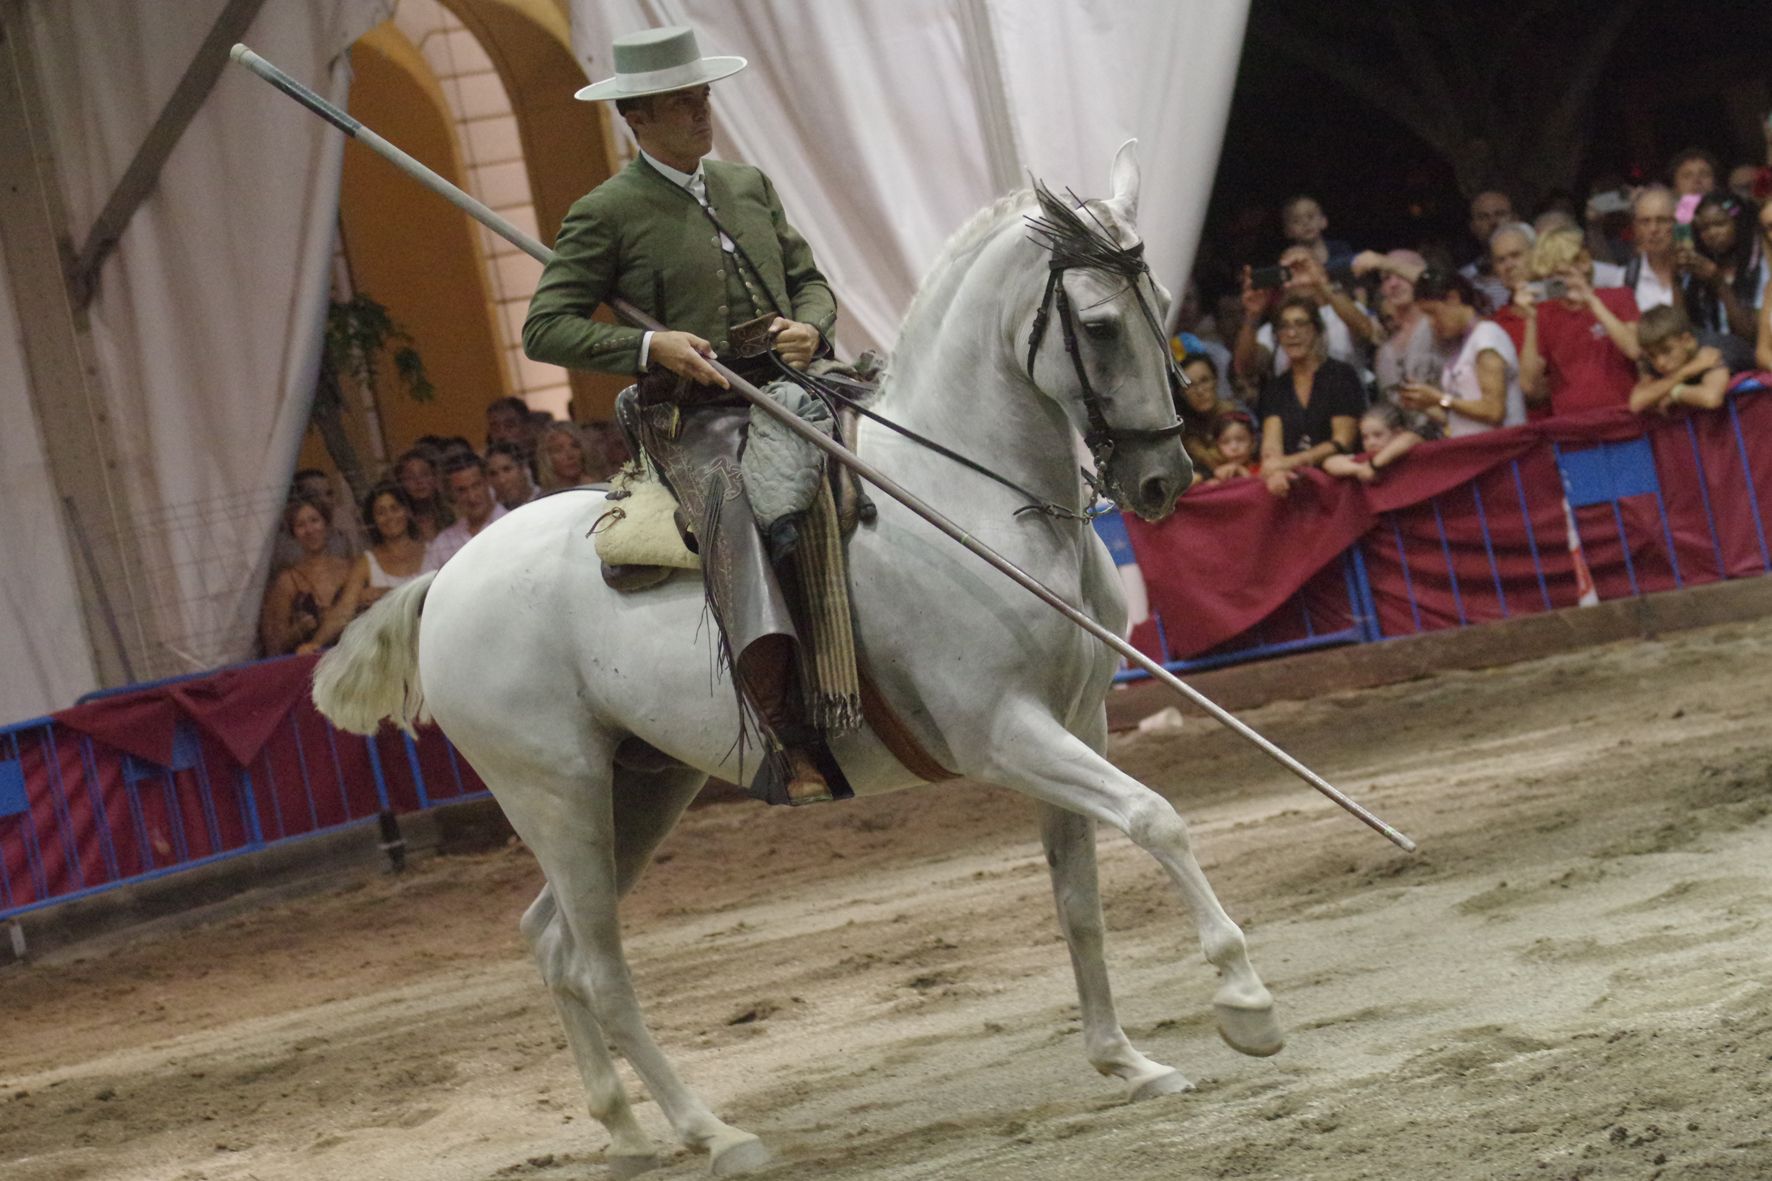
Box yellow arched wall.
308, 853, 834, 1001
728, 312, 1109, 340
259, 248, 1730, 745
445, 0, 630, 421
339, 22, 510, 463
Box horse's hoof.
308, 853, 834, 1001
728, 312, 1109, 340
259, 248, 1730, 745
709, 1136, 772, 1176
1214, 1002, 1285, 1058
1131, 1069, 1195, 1101
608, 1153, 662, 1180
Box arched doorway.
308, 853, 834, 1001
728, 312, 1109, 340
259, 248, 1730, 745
302, 0, 626, 481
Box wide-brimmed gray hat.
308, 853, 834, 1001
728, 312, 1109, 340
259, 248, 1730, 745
575, 27, 746, 102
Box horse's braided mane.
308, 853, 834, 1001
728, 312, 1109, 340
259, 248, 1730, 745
1024, 181, 1146, 278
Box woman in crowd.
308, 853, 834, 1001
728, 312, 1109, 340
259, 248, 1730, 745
395, 446, 452, 541
1255, 293, 1365, 497
296, 482, 427, 655
1679, 192, 1765, 343
1400, 269, 1527, 437
1176, 352, 1240, 479
486, 440, 540, 509
537, 421, 595, 492
260, 495, 355, 656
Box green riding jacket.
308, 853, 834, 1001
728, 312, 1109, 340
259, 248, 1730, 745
523, 155, 838, 375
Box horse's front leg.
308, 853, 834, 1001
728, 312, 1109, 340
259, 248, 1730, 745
990, 725, 1284, 1058
1040, 802, 1197, 1099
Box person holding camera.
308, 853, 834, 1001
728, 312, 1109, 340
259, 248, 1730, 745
1234, 247, 1375, 384
1515, 227, 1641, 418
1399, 269, 1526, 438
1678, 192, 1765, 344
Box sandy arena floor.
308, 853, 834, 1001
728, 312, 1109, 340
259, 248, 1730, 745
3, 616, 1771, 1181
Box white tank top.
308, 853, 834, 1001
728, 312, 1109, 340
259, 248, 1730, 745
366, 549, 419, 590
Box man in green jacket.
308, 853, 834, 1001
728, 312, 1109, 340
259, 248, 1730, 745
524, 26, 840, 805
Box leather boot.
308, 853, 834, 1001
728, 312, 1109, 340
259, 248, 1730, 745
738, 635, 832, 805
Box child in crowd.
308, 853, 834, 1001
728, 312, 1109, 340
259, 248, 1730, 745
1208, 410, 1260, 481
1630, 305, 1731, 415
1324, 403, 1424, 483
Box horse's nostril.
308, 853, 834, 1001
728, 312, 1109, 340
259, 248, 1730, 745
1141, 475, 1171, 507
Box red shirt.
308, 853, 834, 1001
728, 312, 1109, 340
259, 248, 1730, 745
1533, 288, 1641, 416
1489, 307, 1548, 420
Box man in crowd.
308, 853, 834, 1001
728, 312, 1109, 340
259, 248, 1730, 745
423, 454, 508, 571
485, 396, 537, 460
1235, 245, 1374, 381
1621, 186, 1681, 313
522, 25, 839, 804
1458, 190, 1515, 312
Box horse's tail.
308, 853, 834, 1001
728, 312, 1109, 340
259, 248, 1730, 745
311, 572, 436, 736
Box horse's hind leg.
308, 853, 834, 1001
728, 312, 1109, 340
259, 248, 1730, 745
519, 763, 711, 1178
1039, 802, 1195, 1099
510, 756, 769, 1176
522, 887, 659, 1178
990, 727, 1283, 1058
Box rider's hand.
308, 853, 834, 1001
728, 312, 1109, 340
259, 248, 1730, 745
650, 331, 728, 388
770, 318, 820, 369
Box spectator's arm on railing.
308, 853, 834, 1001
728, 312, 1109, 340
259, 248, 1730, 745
298, 555, 371, 655
1632, 348, 1729, 414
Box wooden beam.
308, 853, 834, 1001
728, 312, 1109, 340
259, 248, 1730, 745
0, 1, 152, 687
65, 0, 269, 309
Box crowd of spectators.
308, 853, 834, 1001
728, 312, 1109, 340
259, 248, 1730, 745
259, 397, 631, 656
1173, 128, 1772, 496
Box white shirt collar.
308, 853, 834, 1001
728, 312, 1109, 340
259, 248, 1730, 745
640, 148, 703, 192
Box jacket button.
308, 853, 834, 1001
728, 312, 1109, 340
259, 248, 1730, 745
717, 305, 727, 316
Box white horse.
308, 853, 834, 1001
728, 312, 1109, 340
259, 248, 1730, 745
314, 144, 1281, 1177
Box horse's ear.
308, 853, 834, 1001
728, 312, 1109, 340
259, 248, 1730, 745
1109, 139, 1141, 222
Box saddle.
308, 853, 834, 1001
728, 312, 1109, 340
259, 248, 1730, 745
596, 365, 955, 786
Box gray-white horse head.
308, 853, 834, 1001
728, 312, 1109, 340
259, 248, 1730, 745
1023, 140, 1192, 520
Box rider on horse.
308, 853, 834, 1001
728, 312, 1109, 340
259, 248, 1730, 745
523, 26, 840, 806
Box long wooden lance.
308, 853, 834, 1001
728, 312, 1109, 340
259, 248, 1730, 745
231, 44, 1417, 853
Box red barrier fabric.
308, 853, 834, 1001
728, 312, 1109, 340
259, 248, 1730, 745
2, 656, 481, 914
1124, 393, 1772, 660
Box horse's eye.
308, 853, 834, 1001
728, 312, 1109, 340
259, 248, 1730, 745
1082, 320, 1118, 341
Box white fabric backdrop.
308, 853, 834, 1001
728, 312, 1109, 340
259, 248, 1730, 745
10, 0, 385, 706
0, 239, 100, 722
569, 0, 1249, 357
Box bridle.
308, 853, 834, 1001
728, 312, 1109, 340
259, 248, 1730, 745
769, 182, 1192, 523
1022, 183, 1189, 497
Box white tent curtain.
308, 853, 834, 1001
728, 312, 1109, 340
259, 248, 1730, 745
6, 0, 386, 710
568, 0, 1249, 358
0, 239, 99, 723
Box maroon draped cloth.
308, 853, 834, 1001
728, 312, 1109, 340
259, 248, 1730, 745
1124, 393, 1772, 660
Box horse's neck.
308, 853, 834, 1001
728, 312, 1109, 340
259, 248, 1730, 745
873, 237, 1085, 516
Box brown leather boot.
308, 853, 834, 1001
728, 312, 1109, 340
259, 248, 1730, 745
738, 635, 832, 805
